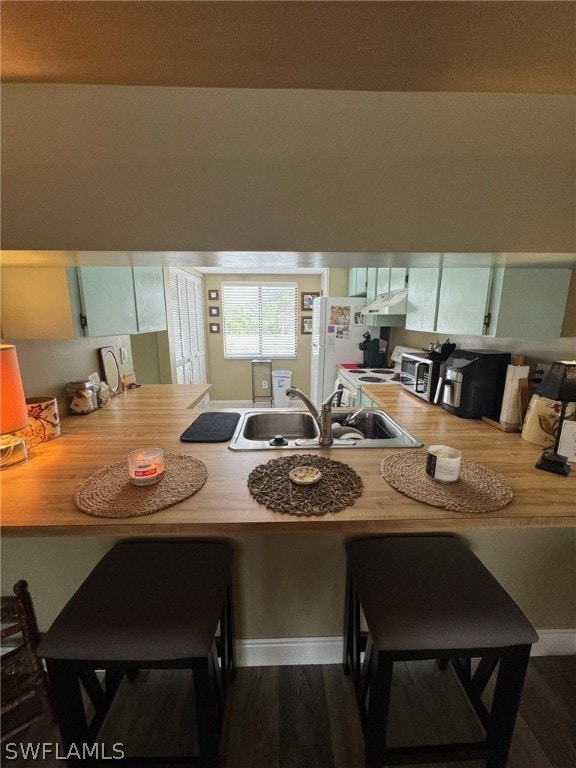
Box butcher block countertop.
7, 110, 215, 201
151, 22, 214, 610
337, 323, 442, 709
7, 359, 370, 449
2, 384, 574, 537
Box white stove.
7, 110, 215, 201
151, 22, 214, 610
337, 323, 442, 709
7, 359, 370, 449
337, 366, 399, 389
335, 346, 419, 406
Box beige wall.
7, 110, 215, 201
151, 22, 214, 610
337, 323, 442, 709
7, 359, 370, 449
1, 335, 134, 417
2, 529, 574, 642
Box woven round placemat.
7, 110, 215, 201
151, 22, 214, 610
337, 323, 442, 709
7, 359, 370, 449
74, 454, 208, 518
248, 453, 363, 516
381, 451, 513, 513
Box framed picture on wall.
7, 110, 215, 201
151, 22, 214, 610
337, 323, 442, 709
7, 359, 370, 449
301, 292, 320, 311
208, 307, 220, 317
301, 317, 313, 334
209, 323, 220, 334
208, 289, 219, 301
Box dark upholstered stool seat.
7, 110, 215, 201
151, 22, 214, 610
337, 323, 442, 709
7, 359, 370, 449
39, 540, 235, 767
344, 535, 538, 768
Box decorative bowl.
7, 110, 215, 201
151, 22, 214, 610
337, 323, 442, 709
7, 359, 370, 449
289, 466, 322, 485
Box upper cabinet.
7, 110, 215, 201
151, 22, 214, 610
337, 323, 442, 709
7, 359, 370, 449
406, 266, 571, 338
348, 267, 368, 296
366, 267, 407, 301
404, 268, 441, 332
1, 264, 167, 338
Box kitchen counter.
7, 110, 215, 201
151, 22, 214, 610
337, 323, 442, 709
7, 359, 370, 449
2, 384, 575, 537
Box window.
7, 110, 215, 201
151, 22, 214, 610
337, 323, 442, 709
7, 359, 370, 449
222, 282, 298, 359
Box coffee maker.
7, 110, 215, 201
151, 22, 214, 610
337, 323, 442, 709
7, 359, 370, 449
359, 331, 388, 368
436, 349, 511, 419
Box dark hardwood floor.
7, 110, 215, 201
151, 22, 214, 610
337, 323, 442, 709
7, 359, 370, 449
2, 657, 574, 767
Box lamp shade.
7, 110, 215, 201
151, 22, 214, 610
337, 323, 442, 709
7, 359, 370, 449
0, 344, 29, 435
538, 360, 576, 403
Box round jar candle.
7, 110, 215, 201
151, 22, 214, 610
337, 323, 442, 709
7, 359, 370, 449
128, 448, 165, 486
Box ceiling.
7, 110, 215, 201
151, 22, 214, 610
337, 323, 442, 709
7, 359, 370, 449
1, 1, 574, 94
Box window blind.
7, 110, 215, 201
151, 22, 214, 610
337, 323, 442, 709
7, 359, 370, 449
222, 282, 298, 359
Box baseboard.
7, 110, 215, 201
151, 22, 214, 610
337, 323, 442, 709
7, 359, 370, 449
533, 629, 576, 656
236, 636, 344, 667
235, 629, 575, 667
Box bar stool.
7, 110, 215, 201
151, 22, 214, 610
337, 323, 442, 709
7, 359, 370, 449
38, 539, 235, 767
343, 535, 538, 768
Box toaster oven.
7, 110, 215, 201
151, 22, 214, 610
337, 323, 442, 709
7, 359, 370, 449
400, 353, 442, 402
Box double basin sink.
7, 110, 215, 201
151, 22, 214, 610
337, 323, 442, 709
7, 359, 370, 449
228, 408, 422, 450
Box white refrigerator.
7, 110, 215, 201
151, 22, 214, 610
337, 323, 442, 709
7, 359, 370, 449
310, 296, 368, 405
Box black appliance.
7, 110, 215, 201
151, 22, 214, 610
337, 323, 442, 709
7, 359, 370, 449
359, 332, 387, 368
437, 349, 511, 420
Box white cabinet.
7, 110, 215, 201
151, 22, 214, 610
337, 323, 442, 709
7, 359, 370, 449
406, 266, 571, 338
1, 264, 167, 338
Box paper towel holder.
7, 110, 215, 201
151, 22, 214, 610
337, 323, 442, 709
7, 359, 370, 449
481, 355, 528, 433
535, 360, 576, 476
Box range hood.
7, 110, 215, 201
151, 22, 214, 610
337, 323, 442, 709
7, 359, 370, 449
361, 289, 408, 318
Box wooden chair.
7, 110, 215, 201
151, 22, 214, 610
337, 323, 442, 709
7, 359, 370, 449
38, 539, 236, 767
1, 580, 53, 742
343, 535, 538, 768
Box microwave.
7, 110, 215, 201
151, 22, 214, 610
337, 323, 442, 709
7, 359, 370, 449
400, 353, 442, 402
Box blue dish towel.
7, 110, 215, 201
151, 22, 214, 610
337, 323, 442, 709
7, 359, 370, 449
180, 412, 241, 442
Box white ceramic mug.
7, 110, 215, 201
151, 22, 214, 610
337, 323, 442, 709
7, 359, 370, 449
425, 444, 462, 483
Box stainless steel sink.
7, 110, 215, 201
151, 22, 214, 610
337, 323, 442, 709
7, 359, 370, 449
228, 408, 422, 450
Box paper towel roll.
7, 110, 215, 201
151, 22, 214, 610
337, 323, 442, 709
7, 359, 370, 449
499, 364, 530, 429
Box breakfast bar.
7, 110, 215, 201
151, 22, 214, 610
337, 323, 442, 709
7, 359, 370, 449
1, 385, 575, 651
2, 384, 575, 535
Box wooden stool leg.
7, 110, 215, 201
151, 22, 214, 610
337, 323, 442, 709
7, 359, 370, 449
364, 651, 394, 768
486, 645, 531, 768
45, 660, 89, 755
193, 658, 221, 768
343, 570, 361, 682
221, 583, 236, 685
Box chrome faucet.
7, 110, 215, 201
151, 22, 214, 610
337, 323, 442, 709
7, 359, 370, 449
285, 386, 341, 446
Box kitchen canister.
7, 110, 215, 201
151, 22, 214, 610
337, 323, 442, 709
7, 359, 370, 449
521, 394, 576, 448
16, 396, 61, 449
66, 380, 99, 415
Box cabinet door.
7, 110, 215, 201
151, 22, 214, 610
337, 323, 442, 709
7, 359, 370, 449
405, 268, 441, 331
77, 267, 138, 336
389, 268, 407, 291
359, 391, 376, 407
133, 267, 167, 332
366, 268, 378, 301
436, 268, 492, 335
348, 268, 367, 296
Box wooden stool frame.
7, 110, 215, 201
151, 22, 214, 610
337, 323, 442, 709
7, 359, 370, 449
45, 581, 234, 768
344, 555, 533, 768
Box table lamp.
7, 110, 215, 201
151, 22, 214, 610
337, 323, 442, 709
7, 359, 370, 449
535, 360, 576, 476
0, 344, 29, 467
